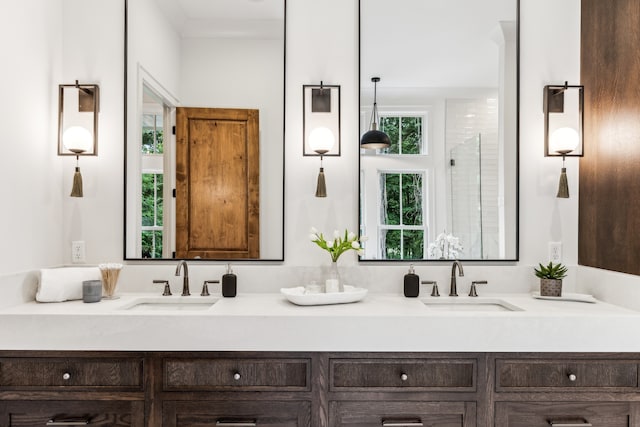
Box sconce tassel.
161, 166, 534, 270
556, 167, 569, 198
71, 164, 83, 198
315, 167, 327, 198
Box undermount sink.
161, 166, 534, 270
422, 298, 523, 312
119, 296, 219, 311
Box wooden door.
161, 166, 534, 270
175, 107, 259, 259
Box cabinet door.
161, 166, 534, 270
495, 402, 636, 427
330, 401, 475, 427
163, 400, 311, 427
0, 400, 144, 427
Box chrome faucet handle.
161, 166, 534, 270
468, 280, 487, 297
202, 280, 219, 297
153, 280, 172, 296
421, 280, 439, 297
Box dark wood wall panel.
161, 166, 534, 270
579, 0, 640, 275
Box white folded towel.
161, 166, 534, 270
36, 267, 101, 302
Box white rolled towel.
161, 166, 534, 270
36, 267, 101, 302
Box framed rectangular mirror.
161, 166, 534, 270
124, 0, 285, 261
359, 0, 519, 262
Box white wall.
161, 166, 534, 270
3, 0, 640, 309
0, 0, 64, 274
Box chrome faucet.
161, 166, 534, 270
175, 260, 190, 296
449, 260, 464, 296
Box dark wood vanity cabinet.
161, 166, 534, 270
2, 352, 640, 426
0, 400, 145, 427
0, 353, 146, 427
162, 400, 311, 427
155, 354, 316, 426
327, 354, 480, 427
495, 402, 637, 427
493, 355, 640, 427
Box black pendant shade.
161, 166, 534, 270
360, 128, 391, 150
361, 77, 390, 150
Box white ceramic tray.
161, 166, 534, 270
281, 285, 368, 306
532, 292, 597, 303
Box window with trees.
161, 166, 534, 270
141, 112, 164, 258
379, 115, 424, 155
379, 172, 426, 260
372, 113, 427, 259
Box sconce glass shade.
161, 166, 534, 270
309, 126, 335, 154
63, 126, 93, 154
549, 127, 579, 155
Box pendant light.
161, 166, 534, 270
360, 77, 390, 150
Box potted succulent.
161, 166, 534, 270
534, 262, 568, 297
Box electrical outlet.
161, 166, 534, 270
71, 241, 86, 263
548, 241, 562, 263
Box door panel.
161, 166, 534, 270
176, 107, 259, 259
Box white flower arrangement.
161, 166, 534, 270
309, 227, 366, 262
428, 230, 463, 260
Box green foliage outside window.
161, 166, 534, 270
142, 230, 163, 259
380, 116, 422, 155
142, 113, 164, 154
141, 173, 163, 258
380, 172, 424, 259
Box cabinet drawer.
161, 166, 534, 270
495, 402, 634, 427
330, 358, 475, 392
0, 400, 145, 427
330, 401, 475, 427
163, 400, 311, 427
0, 358, 143, 390
163, 358, 310, 391
496, 359, 639, 391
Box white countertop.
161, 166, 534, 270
0, 292, 638, 352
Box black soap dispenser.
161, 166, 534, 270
222, 264, 237, 297
404, 264, 420, 297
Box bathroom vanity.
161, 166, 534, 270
1, 294, 639, 426
1, 351, 640, 426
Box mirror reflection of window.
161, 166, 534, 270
138, 84, 173, 259
379, 172, 426, 260
141, 111, 164, 259
379, 115, 425, 155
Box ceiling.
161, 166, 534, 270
361, 0, 516, 89
154, 0, 284, 39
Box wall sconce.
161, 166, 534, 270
361, 77, 390, 150
58, 81, 100, 197
303, 83, 340, 197
543, 82, 583, 198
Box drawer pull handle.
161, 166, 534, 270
46, 416, 90, 425
400, 373, 408, 381
568, 373, 577, 382
216, 421, 257, 427
233, 372, 241, 381
549, 419, 592, 427
382, 420, 423, 427
62, 373, 71, 381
